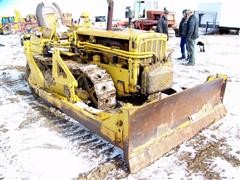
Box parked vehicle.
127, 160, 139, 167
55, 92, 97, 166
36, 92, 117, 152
196, 0, 240, 34
133, 0, 176, 30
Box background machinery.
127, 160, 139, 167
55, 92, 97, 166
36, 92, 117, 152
0, 10, 38, 35
23, 1, 227, 173
0, 16, 15, 34
133, 0, 176, 30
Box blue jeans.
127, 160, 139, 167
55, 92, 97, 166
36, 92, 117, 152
180, 37, 187, 58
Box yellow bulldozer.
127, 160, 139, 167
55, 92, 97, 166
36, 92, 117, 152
23, 1, 227, 173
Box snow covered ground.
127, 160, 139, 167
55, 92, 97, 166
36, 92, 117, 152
0, 33, 239, 179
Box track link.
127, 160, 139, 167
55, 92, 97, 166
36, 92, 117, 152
32, 56, 116, 110
63, 60, 117, 110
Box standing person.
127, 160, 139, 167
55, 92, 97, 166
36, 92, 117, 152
177, 9, 188, 60
185, 9, 199, 66
156, 8, 169, 40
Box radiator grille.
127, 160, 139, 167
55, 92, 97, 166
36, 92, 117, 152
140, 39, 166, 62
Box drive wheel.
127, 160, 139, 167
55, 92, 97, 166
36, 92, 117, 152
75, 72, 98, 108
65, 61, 116, 110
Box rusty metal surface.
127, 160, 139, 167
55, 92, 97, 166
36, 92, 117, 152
34, 54, 116, 110
125, 78, 227, 172
106, 0, 114, 31
144, 64, 173, 94
127, 103, 227, 173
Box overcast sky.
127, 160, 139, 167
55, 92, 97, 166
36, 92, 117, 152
0, 0, 235, 26
0, 0, 198, 18
0, 0, 134, 20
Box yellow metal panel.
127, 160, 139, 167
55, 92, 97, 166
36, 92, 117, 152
24, 42, 45, 88
95, 63, 131, 94
76, 28, 167, 43
52, 49, 78, 102
101, 107, 130, 147
45, 13, 57, 31
77, 41, 153, 59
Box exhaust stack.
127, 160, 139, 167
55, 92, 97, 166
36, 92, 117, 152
106, 0, 114, 31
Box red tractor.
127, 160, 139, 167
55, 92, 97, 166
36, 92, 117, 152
133, 9, 176, 30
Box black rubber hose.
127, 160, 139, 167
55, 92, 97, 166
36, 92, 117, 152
36, 2, 45, 27
52, 2, 63, 24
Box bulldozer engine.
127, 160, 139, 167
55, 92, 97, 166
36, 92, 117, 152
23, 1, 227, 173
73, 28, 173, 98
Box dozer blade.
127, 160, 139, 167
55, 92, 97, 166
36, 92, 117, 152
125, 77, 227, 173
28, 74, 226, 173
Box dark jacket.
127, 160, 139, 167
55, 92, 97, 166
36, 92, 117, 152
178, 17, 187, 37
186, 14, 199, 40
156, 15, 168, 37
